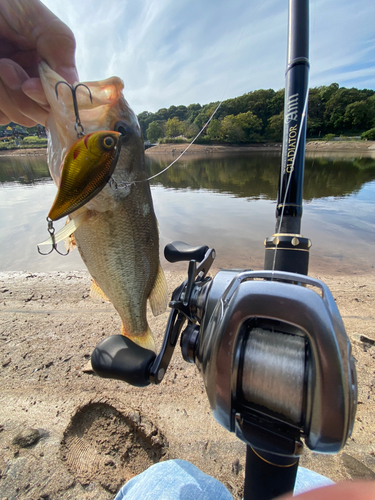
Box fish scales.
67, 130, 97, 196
75, 181, 159, 339
39, 61, 167, 352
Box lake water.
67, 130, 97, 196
0, 151, 374, 275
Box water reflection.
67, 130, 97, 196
0, 152, 374, 274
0, 155, 50, 186
146, 153, 375, 200
2, 152, 375, 200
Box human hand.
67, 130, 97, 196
278, 480, 375, 500
0, 0, 78, 126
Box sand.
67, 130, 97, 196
0, 266, 374, 499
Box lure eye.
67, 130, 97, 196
103, 136, 115, 149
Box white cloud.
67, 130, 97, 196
41, 0, 375, 114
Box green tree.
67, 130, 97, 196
166, 117, 184, 137
268, 89, 285, 116
221, 115, 245, 143
193, 105, 218, 130
220, 89, 276, 132
185, 122, 200, 139
307, 87, 325, 137
173, 105, 188, 121
344, 98, 375, 132
206, 119, 222, 141
361, 128, 375, 140
186, 103, 202, 123
324, 87, 375, 133
146, 121, 164, 143
138, 82, 375, 144
154, 108, 168, 121
266, 112, 284, 141
137, 111, 153, 137
319, 83, 339, 103
234, 111, 262, 142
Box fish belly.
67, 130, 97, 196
74, 184, 159, 350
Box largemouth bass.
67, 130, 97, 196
39, 61, 167, 352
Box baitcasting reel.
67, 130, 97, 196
91, 240, 357, 458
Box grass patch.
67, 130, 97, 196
0, 136, 47, 150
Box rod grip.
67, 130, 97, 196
244, 446, 299, 500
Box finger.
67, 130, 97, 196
0, 59, 48, 125
0, 60, 49, 108
0, 109, 10, 125
0, 58, 28, 90
278, 480, 375, 500
0, 78, 47, 126
23, 2, 78, 83
35, 18, 78, 84
0, 0, 78, 83
22, 78, 49, 107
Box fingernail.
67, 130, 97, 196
22, 79, 49, 107
57, 66, 79, 85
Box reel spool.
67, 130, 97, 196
185, 268, 357, 455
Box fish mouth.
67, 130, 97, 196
48, 131, 122, 221
39, 61, 141, 220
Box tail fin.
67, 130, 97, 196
121, 324, 156, 353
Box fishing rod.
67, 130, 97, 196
91, 1, 357, 499
246, 0, 310, 496
264, 0, 311, 275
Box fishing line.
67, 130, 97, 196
140, 100, 224, 183
110, 7, 259, 189
110, 97, 225, 190
271, 81, 310, 274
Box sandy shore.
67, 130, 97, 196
145, 141, 375, 156
1, 141, 375, 159
0, 148, 47, 157
0, 268, 374, 499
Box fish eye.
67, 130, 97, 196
103, 136, 115, 149
113, 121, 132, 139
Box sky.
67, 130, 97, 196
41, 0, 375, 115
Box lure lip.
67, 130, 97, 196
48, 131, 122, 221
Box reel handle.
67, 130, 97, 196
164, 241, 209, 263
91, 335, 155, 387
90, 262, 191, 387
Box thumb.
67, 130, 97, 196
34, 17, 79, 84
1, 0, 78, 84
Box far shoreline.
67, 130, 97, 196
0, 148, 47, 157
1, 140, 375, 158
145, 141, 375, 156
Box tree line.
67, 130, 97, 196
138, 84, 375, 144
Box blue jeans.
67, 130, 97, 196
114, 459, 334, 499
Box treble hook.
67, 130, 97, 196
55, 81, 93, 138
37, 218, 69, 257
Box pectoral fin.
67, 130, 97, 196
64, 231, 77, 253
148, 265, 168, 317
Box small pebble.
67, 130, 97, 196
12, 428, 41, 448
